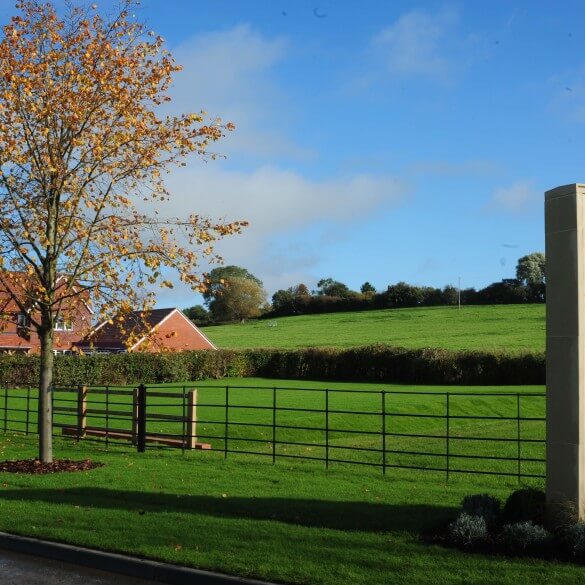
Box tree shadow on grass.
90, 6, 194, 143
0, 487, 455, 533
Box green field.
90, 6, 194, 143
0, 379, 567, 585
203, 304, 546, 352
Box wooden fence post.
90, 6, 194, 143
187, 389, 197, 449
77, 385, 87, 439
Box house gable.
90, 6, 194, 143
131, 309, 216, 352
82, 308, 216, 353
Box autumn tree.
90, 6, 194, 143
210, 276, 266, 322
202, 265, 262, 306
0, 1, 245, 462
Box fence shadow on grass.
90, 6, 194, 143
0, 487, 455, 533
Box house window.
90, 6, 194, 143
16, 313, 29, 328
54, 317, 73, 331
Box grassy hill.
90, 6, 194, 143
203, 304, 545, 352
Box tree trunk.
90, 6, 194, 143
38, 326, 54, 463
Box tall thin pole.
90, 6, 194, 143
458, 276, 461, 312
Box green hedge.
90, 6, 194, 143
0, 345, 545, 387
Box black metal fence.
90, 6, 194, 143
0, 384, 547, 481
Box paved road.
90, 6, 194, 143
0, 549, 161, 585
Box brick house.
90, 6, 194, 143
0, 271, 214, 354
0, 274, 93, 354
77, 308, 217, 353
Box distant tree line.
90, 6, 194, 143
183, 253, 545, 324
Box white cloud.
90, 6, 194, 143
160, 165, 410, 293
371, 8, 458, 81
169, 24, 313, 161
485, 181, 539, 214
166, 165, 408, 233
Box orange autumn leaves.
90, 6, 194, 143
0, 0, 245, 338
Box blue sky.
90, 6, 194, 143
9, 1, 585, 307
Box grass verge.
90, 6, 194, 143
0, 434, 580, 585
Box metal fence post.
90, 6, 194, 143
77, 385, 87, 440
25, 386, 30, 435
3, 386, 7, 432
132, 387, 138, 445
50, 383, 54, 438
105, 385, 110, 448
272, 387, 277, 464
136, 384, 147, 453
224, 386, 229, 458
325, 388, 329, 469
517, 393, 521, 483
382, 391, 386, 475
446, 393, 450, 483
187, 389, 197, 450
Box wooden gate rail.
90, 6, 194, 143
58, 386, 209, 450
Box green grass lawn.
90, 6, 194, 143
202, 304, 546, 352
0, 378, 569, 585
0, 434, 580, 585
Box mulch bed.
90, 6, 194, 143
0, 459, 104, 474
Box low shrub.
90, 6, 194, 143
564, 523, 585, 561
461, 494, 501, 528
502, 488, 546, 526
448, 513, 488, 549
501, 521, 551, 555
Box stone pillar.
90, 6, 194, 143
546, 183, 585, 522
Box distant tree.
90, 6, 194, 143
516, 252, 545, 301
474, 279, 528, 304
295, 283, 310, 296
460, 287, 478, 305
360, 282, 376, 295
209, 277, 266, 322
271, 283, 311, 314
183, 305, 210, 325
203, 266, 262, 307
386, 282, 424, 307
516, 253, 545, 286
271, 288, 295, 312
441, 285, 459, 306
316, 278, 353, 298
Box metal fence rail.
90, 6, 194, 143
0, 384, 547, 481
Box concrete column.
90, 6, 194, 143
546, 183, 585, 522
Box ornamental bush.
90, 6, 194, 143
564, 523, 585, 561
502, 488, 546, 526
461, 494, 501, 528
501, 521, 551, 555
448, 513, 488, 549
